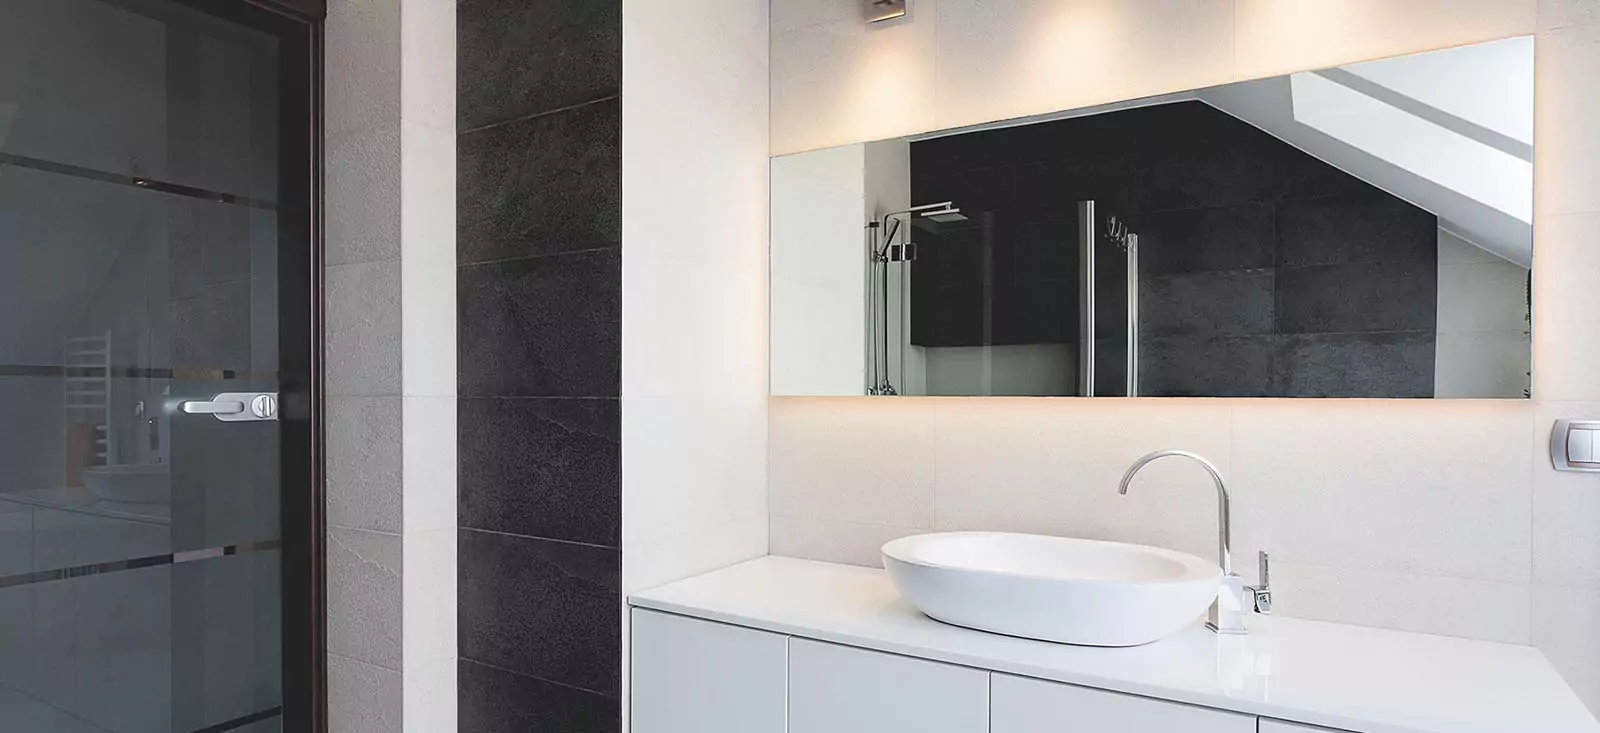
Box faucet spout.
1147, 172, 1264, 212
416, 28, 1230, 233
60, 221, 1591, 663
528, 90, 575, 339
1117, 450, 1232, 576
1118, 449, 1251, 635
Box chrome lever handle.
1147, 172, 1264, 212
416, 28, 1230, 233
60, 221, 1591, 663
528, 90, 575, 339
179, 393, 278, 421
1248, 551, 1272, 615
181, 400, 245, 415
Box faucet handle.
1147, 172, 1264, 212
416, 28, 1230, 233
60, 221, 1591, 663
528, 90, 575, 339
1248, 551, 1273, 615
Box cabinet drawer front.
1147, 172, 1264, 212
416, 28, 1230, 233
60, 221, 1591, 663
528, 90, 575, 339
631, 609, 787, 733
789, 638, 989, 733
992, 673, 1256, 733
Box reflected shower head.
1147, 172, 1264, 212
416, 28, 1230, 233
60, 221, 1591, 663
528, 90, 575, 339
921, 208, 967, 223
901, 201, 967, 224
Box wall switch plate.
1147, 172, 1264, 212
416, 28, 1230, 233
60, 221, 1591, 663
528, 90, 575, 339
864, 0, 907, 23
1551, 419, 1600, 472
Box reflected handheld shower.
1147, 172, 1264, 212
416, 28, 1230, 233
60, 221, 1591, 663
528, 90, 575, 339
867, 201, 965, 395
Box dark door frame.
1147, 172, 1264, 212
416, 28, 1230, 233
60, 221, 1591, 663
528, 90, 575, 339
265, 2, 327, 731
175, 0, 327, 729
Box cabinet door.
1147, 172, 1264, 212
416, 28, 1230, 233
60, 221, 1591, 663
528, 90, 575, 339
992, 673, 1255, 733
1261, 721, 1358, 733
630, 609, 787, 733
789, 638, 989, 733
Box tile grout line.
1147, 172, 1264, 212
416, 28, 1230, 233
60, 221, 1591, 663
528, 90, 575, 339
460, 657, 620, 699
458, 94, 621, 137
459, 525, 620, 552
456, 244, 621, 271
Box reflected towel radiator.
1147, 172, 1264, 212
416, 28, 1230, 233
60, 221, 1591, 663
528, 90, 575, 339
64, 330, 113, 466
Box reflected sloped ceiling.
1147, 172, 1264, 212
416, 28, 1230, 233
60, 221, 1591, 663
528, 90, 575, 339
1199, 37, 1534, 267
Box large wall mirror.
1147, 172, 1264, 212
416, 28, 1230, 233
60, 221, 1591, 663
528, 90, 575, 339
771, 38, 1533, 398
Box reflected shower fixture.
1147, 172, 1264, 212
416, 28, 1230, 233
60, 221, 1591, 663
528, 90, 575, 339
1079, 203, 1142, 398
865, 200, 962, 396
915, 205, 967, 224
877, 201, 966, 254
872, 202, 965, 265
1103, 215, 1137, 252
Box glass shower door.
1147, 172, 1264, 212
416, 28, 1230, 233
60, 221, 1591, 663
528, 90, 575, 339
1078, 201, 1140, 397
0, 0, 316, 730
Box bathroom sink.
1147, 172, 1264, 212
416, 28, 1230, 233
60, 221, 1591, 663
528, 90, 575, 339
83, 464, 171, 504
882, 532, 1222, 647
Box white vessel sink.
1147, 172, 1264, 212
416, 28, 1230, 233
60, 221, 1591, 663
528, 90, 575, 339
882, 532, 1222, 647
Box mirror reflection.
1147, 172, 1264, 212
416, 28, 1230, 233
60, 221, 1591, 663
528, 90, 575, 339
771, 38, 1534, 398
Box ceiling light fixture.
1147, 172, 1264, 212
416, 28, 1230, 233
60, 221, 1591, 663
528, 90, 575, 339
863, 0, 907, 24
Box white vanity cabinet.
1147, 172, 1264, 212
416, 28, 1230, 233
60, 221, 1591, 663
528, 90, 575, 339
629, 609, 787, 733
991, 673, 1256, 733
631, 608, 1264, 733
789, 638, 990, 733
630, 558, 1600, 733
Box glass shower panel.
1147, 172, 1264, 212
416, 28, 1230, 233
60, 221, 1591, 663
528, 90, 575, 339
0, 0, 288, 730
1092, 206, 1138, 398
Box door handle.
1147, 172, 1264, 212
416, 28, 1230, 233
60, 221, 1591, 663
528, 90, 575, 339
182, 400, 245, 415
179, 393, 278, 422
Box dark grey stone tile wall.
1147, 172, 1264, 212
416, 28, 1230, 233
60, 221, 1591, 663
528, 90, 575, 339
458, 248, 621, 398
458, 398, 620, 547
458, 529, 621, 695
908, 100, 1440, 397
458, 99, 622, 265
457, 0, 621, 728
459, 660, 619, 733
457, 0, 621, 133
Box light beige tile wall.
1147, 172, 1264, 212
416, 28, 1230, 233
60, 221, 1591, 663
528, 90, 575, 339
621, 0, 770, 597
1530, 8, 1600, 714
621, 0, 771, 729
767, 0, 1600, 714
772, 0, 1541, 154
324, 0, 456, 729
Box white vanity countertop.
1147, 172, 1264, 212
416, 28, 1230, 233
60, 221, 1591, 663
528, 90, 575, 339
629, 556, 1600, 733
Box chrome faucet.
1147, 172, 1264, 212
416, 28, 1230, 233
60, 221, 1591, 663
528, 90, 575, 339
1117, 450, 1271, 635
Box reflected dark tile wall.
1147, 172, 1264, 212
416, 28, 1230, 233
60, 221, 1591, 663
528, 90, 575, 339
1142, 269, 1275, 337
908, 100, 1440, 397
1134, 203, 1275, 276
1275, 332, 1436, 398
1141, 335, 1276, 397
171, 281, 252, 374
457, 0, 622, 727
1276, 261, 1437, 334
1276, 190, 1438, 267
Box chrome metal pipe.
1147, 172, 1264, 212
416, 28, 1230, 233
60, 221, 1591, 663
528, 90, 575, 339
1118, 449, 1251, 634
1077, 200, 1096, 397
1125, 232, 1139, 398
